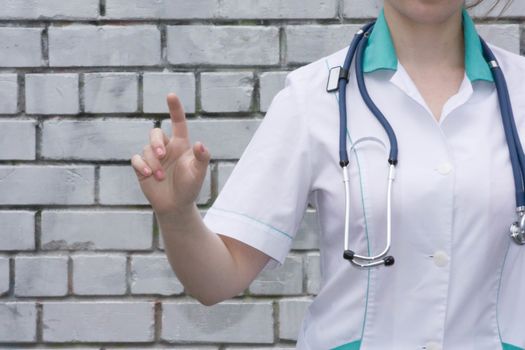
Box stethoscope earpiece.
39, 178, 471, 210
384, 256, 395, 266
343, 249, 354, 260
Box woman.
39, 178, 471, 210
131, 0, 524, 348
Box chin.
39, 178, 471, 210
384, 0, 464, 25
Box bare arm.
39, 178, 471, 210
156, 205, 271, 306
131, 93, 270, 306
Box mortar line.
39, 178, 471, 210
41, 24, 49, 67
94, 165, 100, 204
36, 301, 43, 343
79, 72, 85, 114
8, 254, 14, 298
138, 72, 144, 114
18, 73, 25, 116
35, 210, 41, 252
160, 23, 168, 66
99, 0, 106, 17
67, 254, 73, 295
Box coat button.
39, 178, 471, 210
437, 162, 453, 175
433, 250, 449, 267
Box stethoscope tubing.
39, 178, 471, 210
338, 21, 525, 267
340, 23, 396, 267
480, 38, 525, 207
338, 22, 375, 166
355, 25, 399, 165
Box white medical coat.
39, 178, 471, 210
203, 37, 525, 350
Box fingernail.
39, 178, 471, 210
156, 147, 164, 156
143, 167, 151, 175
155, 169, 164, 178
200, 143, 206, 153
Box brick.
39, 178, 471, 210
49, 25, 161, 67
161, 301, 274, 343
41, 210, 153, 250
285, 25, 361, 64
0, 211, 35, 251
14, 255, 68, 297
167, 26, 279, 66
143, 73, 196, 114
0, 0, 99, 19
0, 256, 9, 295
105, 0, 219, 19
0, 28, 42, 67
161, 119, 260, 160
9, 348, 98, 350
168, 168, 208, 203
477, 24, 520, 54
0, 119, 36, 160
0, 74, 18, 114
107, 348, 218, 350
469, 1, 525, 18
130, 254, 184, 295
249, 254, 303, 295
278, 298, 312, 341
0, 166, 94, 205
305, 252, 321, 295
72, 254, 127, 295
217, 0, 338, 19
224, 347, 295, 350
99, 165, 148, 205
0, 302, 37, 342
217, 162, 236, 192
84, 73, 138, 113
42, 301, 155, 342
292, 210, 320, 250
105, 0, 338, 19
259, 71, 288, 112
99, 165, 211, 206
25, 74, 79, 114
343, 0, 382, 18
42, 118, 152, 160
201, 72, 254, 113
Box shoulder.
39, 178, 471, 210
488, 43, 525, 118
489, 43, 525, 82
283, 46, 349, 98
261, 47, 348, 137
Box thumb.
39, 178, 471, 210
192, 141, 211, 169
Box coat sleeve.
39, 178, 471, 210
202, 74, 313, 271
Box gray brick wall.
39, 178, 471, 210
0, 0, 521, 348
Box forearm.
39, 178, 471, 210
156, 204, 242, 306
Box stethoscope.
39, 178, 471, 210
326, 21, 525, 268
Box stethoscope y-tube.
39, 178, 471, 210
329, 20, 525, 269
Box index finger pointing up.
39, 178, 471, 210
166, 92, 189, 139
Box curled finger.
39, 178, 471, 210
143, 145, 165, 181
149, 127, 170, 159
131, 154, 153, 179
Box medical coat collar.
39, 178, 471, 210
363, 7, 494, 83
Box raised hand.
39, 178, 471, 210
131, 93, 210, 216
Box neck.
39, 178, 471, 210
383, 3, 465, 72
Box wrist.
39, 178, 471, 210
155, 202, 199, 228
